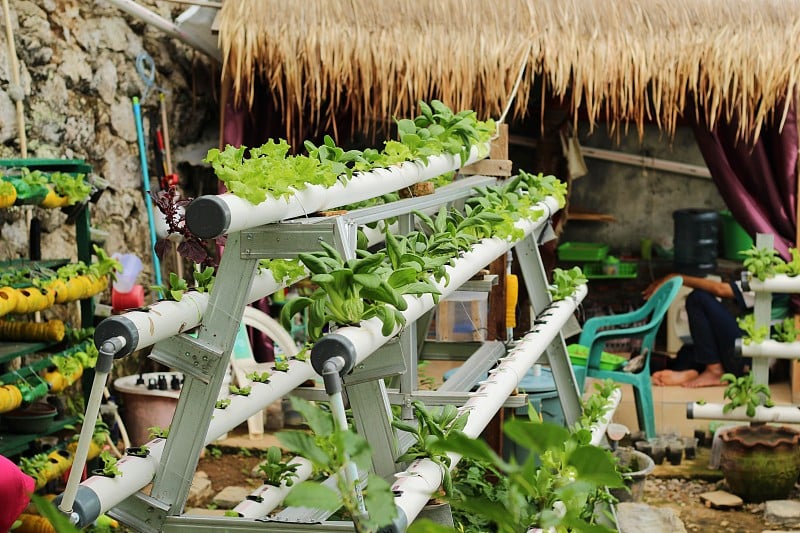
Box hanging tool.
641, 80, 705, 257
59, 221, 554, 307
132, 95, 163, 289
159, 92, 179, 188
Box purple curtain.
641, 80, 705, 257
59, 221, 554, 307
690, 99, 798, 261
221, 89, 282, 363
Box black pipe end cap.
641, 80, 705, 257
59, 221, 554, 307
185, 195, 230, 239
311, 334, 357, 378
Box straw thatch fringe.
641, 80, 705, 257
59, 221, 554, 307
218, 0, 800, 144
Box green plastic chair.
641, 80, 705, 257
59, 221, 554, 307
571, 276, 683, 438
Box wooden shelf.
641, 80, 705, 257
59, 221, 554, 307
566, 207, 616, 223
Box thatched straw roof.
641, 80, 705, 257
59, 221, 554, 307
218, 0, 800, 142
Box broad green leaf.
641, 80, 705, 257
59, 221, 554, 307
568, 446, 625, 488
503, 419, 570, 456
362, 473, 398, 530
289, 397, 334, 435
283, 481, 341, 511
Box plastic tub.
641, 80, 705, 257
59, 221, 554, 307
1, 402, 57, 434
114, 372, 184, 445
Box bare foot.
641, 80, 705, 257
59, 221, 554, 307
683, 369, 725, 388
652, 369, 699, 386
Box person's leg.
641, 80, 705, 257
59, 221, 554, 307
652, 344, 702, 385
681, 290, 742, 387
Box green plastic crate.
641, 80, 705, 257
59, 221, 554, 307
567, 344, 627, 370
557, 242, 609, 262
582, 261, 638, 279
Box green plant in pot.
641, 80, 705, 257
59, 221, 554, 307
718, 373, 800, 502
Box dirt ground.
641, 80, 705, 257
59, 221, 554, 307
192, 443, 800, 532
642, 477, 791, 533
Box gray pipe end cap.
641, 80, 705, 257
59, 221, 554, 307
53, 485, 102, 529
185, 195, 230, 239
94, 315, 139, 359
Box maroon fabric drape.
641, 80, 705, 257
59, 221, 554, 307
690, 100, 798, 261
221, 89, 284, 363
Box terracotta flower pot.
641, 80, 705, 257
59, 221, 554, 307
719, 424, 800, 502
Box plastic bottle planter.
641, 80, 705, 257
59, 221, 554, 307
12, 287, 55, 314
39, 187, 71, 208
0, 384, 23, 413
0, 286, 18, 317
43, 364, 84, 393
0, 183, 16, 208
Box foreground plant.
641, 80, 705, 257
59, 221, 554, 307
277, 397, 397, 532
549, 267, 588, 302
391, 401, 469, 495
721, 372, 774, 417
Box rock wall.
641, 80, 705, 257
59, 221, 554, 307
0, 0, 218, 290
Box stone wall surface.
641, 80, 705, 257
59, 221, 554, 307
0, 0, 218, 290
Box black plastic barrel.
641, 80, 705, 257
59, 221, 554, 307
673, 209, 719, 275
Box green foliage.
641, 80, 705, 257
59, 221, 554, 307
31, 493, 81, 533
392, 401, 469, 496
414, 420, 622, 533
549, 267, 588, 302
777, 247, 800, 277
278, 397, 398, 532
247, 370, 271, 383
19, 452, 49, 479
280, 244, 435, 341
736, 314, 769, 345
193, 266, 216, 293
152, 271, 189, 301
205, 100, 495, 207
741, 245, 783, 281
99, 450, 122, 477
257, 446, 302, 487
721, 372, 774, 417
274, 359, 290, 372
261, 258, 307, 284
229, 384, 252, 396
148, 425, 170, 439
206, 446, 223, 459
90, 245, 122, 280
578, 379, 619, 430
772, 317, 799, 343
50, 171, 92, 203
215, 398, 231, 410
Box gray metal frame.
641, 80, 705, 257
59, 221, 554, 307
109, 179, 583, 532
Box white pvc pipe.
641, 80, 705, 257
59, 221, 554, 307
391, 284, 587, 526
66, 360, 318, 526
185, 146, 486, 239
206, 360, 317, 440
740, 339, 800, 359
589, 388, 623, 446
73, 438, 167, 521
104, 0, 222, 61
96, 266, 298, 354
327, 197, 560, 367
747, 274, 800, 293
687, 402, 800, 423
232, 457, 314, 518
59, 369, 112, 516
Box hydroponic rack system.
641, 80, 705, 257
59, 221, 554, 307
56, 140, 617, 532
